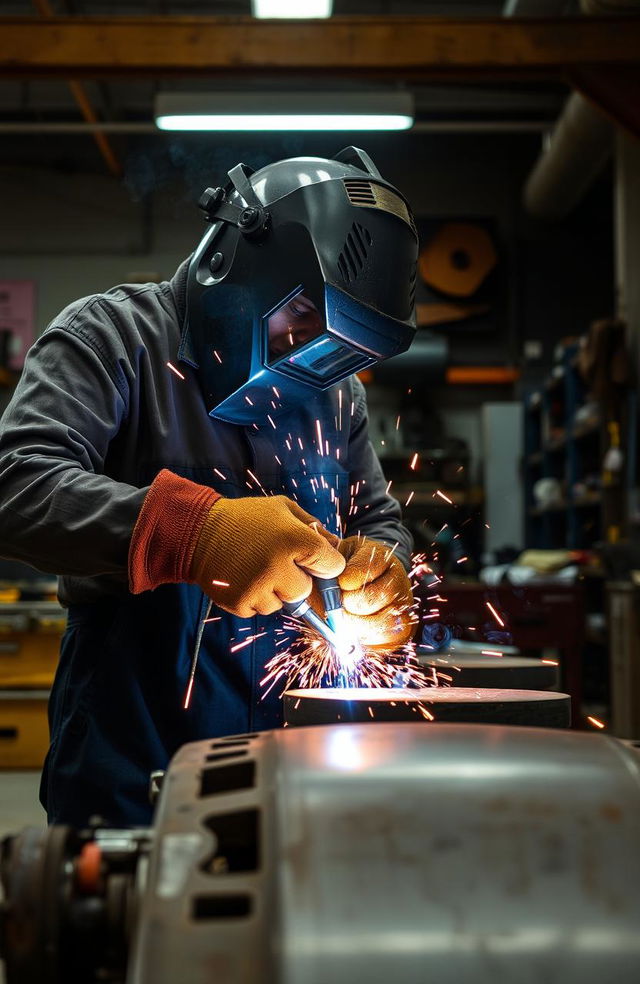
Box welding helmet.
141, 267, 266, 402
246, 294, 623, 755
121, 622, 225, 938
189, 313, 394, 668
185, 146, 418, 424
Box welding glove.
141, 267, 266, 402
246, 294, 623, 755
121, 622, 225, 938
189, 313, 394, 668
129, 469, 345, 618
334, 535, 417, 649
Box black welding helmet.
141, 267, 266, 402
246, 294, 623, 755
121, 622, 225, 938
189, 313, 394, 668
184, 146, 418, 424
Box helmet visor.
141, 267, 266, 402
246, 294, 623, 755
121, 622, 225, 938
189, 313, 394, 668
265, 286, 375, 386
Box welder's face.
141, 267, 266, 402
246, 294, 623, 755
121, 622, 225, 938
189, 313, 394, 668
267, 293, 324, 361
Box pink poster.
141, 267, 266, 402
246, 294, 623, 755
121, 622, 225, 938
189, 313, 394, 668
0, 280, 36, 370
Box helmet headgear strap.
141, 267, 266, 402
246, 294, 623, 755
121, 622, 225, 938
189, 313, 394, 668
198, 162, 270, 241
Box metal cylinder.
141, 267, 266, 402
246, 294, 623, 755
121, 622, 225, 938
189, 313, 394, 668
419, 655, 560, 691
523, 91, 612, 220
283, 686, 571, 728
125, 724, 640, 984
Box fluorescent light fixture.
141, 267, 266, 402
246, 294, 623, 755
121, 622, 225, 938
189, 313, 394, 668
154, 91, 414, 132
252, 0, 333, 17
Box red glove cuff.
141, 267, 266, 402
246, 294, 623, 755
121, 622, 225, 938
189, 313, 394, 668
128, 469, 221, 593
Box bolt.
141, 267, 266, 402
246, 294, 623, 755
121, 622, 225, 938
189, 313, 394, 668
239, 206, 259, 227
209, 251, 224, 274
198, 187, 224, 214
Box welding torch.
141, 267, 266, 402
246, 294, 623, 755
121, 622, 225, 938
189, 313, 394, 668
282, 576, 344, 648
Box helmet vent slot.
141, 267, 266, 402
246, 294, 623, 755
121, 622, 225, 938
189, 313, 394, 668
344, 179, 377, 206
338, 222, 372, 283
408, 266, 417, 310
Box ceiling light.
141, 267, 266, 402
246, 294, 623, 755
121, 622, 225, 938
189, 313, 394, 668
154, 91, 414, 132
251, 0, 333, 17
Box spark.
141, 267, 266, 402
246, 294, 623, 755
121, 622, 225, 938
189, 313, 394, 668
245, 395, 254, 406
435, 489, 453, 504
410, 452, 419, 470
211, 580, 230, 587
587, 716, 606, 729
262, 615, 433, 697
541, 659, 559, 666
203, 616, 222, 624
183, 676, 195, 710
405, 491, 415, 506
481, 650, 504, 657
213, 468, 226, 481
456, 556, 469, 564
272, 385, 280, 398
230, 632, 267, 653
385, 480, 393, 495
247, 469, 269, 496
486, 601, 505, 627
213, 350, 223, 364
166, 361, 185, 380
315, 419, 324, 456
267, 414, 276, 429
395, 415, 401, 430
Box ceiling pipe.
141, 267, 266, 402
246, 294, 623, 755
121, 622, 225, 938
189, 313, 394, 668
523, 92, 612, 218
521, 0, 640, 219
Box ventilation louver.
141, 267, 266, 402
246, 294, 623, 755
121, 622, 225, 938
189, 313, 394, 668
337, 222, 373, 284
343, 179, 415, 234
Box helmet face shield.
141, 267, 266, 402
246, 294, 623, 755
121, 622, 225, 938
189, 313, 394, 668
264, 286, 375, 386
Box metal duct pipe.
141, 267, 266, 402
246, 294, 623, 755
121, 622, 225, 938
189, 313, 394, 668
522, 0, 640, 219
523, 92, 612, 219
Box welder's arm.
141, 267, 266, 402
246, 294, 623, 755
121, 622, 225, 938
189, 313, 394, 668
129, 472, 344, 618
0, 326, 147, 577
338, 379, 416, 648
343, 377, 413, 570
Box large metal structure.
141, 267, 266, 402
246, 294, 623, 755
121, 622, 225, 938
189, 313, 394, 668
3, 722, 640, 984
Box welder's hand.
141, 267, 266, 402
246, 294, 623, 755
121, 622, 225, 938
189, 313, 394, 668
336, 536, 416, 648
189, 495, 345, 619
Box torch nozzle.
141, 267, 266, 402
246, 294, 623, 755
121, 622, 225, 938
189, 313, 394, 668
282, 598, 339, 649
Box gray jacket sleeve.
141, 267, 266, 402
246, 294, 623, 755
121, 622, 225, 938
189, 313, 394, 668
0, 309, 147, 577
344, 377, 413, 570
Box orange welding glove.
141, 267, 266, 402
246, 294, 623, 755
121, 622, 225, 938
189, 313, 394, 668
129, 469, 344, 619
189, 495, 345, 618
335, 535, 417, 649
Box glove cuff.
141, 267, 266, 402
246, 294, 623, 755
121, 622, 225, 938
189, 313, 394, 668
128, 469, 221, 593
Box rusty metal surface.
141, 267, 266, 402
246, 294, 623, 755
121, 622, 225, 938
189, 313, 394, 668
127, 723, 640, 984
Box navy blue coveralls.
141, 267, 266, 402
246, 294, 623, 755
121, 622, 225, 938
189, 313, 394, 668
0, 260, 412, 826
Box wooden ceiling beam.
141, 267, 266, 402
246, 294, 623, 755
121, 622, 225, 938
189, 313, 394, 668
0, 16, 638, 80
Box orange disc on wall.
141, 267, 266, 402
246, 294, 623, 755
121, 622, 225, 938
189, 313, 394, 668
419, 222, 497, 298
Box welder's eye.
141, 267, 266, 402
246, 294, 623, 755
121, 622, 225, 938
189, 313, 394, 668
266, 292, 325, 362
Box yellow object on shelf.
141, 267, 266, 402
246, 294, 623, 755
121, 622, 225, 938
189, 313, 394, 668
0, 588, 20, 603
0, 691, 50, 769
0, 632, 60, 689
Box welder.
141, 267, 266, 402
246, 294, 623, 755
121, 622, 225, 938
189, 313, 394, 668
0, 146, 418, 826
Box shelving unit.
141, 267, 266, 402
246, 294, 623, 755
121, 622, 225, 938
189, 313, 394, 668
523, 342, 633, 550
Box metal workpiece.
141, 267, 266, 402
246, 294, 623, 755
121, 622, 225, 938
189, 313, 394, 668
126, 724, 640, 984
4, 726, 640, 984
418, 654, 561, 691
283, 687, 571, 728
